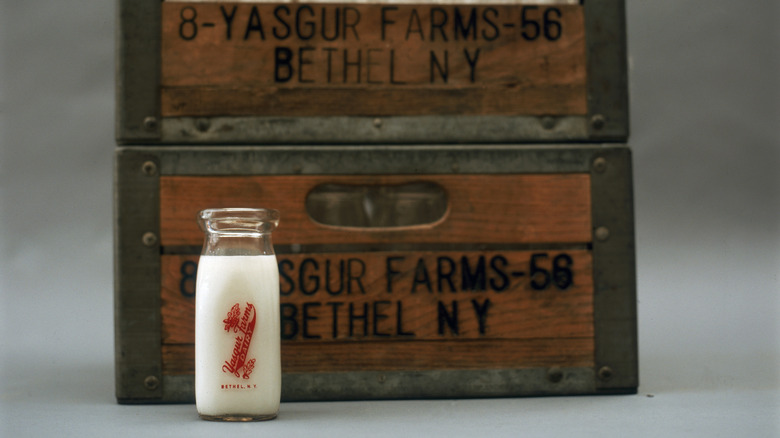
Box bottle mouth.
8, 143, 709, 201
198, 208, 280, 236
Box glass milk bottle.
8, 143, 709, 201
195, 208, 281, 421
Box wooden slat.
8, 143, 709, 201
163, 338, 594, 375
162, 250, 593, 343
161, 249, 594, 373
160, 3, 587, 117
161, 85, 587, 118
158, 174, 592, 247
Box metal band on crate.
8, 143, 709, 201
589, 147, 638, 391
114, 150, 163, 402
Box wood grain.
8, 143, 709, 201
160, 3, 587, 117
163, 338, 594, 375
161, 249, 594, 373
158, 174, 592, 246
162, 250, 593, 342
158, 172, 595, 375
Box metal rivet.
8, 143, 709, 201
377, 374, 386, 383
541, 116, 556, 130
142, 232, 158, 247
451, 162, 460, 172
373, 118, 382, 128
595, 226, 610, 242
144, 375, 159, 391
592, 157, 607, 173
141, 161, 157, 176
143, 116, 158, 132
195, 118, 211, 132
598, 366, 613, 381
591, 114, 606, 130
547, 367, 564, 383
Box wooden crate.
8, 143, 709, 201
114, 145, 637, 403
116, 0, 628, 144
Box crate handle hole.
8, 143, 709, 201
306, 181, 449, 230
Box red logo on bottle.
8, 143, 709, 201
221, 302, 257, 379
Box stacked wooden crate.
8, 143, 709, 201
115, 0, 636, 403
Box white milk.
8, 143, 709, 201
195, 255, 281, 420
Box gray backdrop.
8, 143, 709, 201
1, 1, 778, 436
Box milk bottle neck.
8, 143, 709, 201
197, 208, 280, 256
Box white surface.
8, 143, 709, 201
1, 0, 778, 436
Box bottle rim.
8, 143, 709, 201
198, 208, 280, 235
